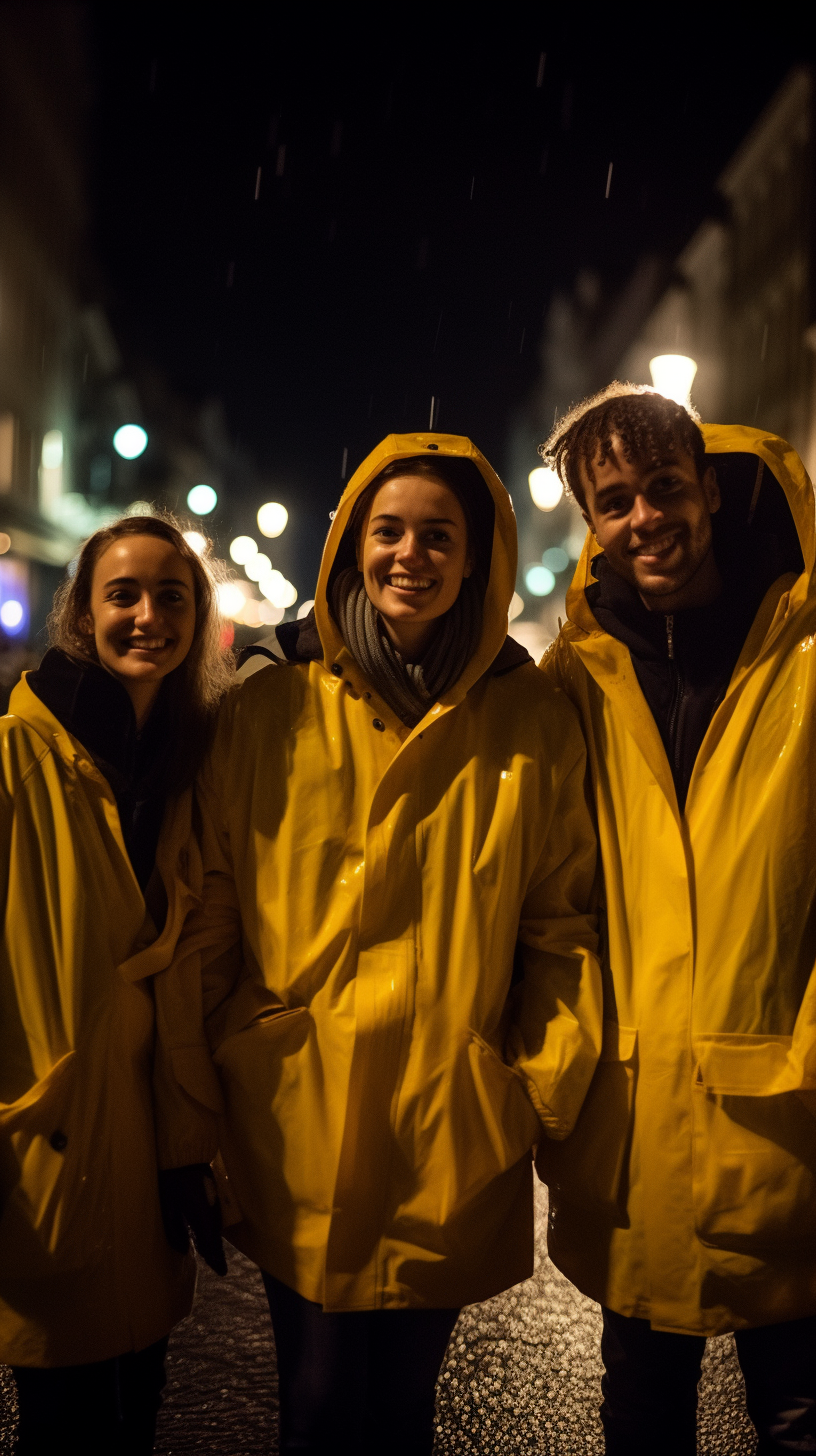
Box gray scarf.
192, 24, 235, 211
331, 567, 482, 727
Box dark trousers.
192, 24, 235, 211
601, 1306, 816, 1454
262, 1271, 459, 1455
12, 1337, 168, 1455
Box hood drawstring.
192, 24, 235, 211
665, 614, 675, 660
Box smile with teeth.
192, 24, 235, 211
385, 575, 435, 591
125, 637, 170, 650
633, 533, 680, 559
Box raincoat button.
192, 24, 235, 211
330, 663, 343, 677
372, 718, 385, 732
49, 1130, 68, 1152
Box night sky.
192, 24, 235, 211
89, 9, 811, 582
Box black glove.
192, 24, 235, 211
158, 1164, 228, 1276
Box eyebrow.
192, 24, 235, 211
102, 576, 191, 588
593, 462, 681, 498
370, 513, 458, 526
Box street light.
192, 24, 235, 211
649, 354, 697, 406
113, 425, 148, 460
528, 466, 563, 512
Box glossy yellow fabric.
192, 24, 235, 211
540, 425, 816, 1335
175, 431, 602, 1311
0, 679, 197, 1366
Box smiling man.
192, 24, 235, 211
537, 384, 816, 1455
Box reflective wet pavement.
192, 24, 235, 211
0, 1184, 756, 1453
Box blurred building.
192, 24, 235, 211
0, 4, 290, 691
512, 64, 816, 649
0, 3, 95, 686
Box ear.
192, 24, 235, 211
78, 613, 95, 638
580, 507, 598, 539
463, 550, 475, 580
702, 464, 721, 514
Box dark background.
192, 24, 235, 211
89, 7, 811, 584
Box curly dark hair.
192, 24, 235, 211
539, 383, 706, 511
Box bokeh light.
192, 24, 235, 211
217, 582, 246, 618
509, 591, 524, 622
187, 484, 217, 515
0, 534, 10, 555
542, 546, 570, 574
525, 564, 556, 597
0, 599, 24, 631
562, 529, 587, 560
183, 530, 207, 556
257, 502, 288, 537
113, 424, 148, 460
259, 601, 285, 625
230, 535, 258, 564
41, 430, 63, 469
528, 466, 563, 512
259, 568, 297, 608
297, 599, 315, 619
245, 552, 271, 581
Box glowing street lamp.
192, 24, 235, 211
528, 466, 563, 512
113, 425, 148, 460
183, 530, 207, 556
649, 354, 698, 406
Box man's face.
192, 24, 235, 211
579, 438, 721, 606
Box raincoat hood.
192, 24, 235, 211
565, 423, 812, 636
314, 432, 518, 702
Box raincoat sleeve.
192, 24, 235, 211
506, 716, 603, 1140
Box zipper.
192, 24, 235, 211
664, 613, 686, 782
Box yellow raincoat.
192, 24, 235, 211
169, 431, 602, 1311
0, 677, 197, 1366
540, 425, 816, 1335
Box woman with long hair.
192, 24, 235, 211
0, 514, 232, 1453
168, 433, 603, 1455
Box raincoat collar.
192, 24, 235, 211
313, 432, 519, 713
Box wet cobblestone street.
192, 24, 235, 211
0, 1185, 756, 1453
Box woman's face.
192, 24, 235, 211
360, 475, 472, 648
87, 535, 197, 693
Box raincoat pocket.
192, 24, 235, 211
537, 1021, 637, 1214
692, 1035, 816, 1253
443, 1031, 540, 1214
0, 1052, 112, 1276
211, 1007, 312, 1232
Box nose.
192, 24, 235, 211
629, 493, 665, 534
134, 592, 159, 628
395, 532, 427, 567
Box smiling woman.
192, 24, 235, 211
330, 454, 494, 727
0, 512, 234, 1451
48, 513, 233, 786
